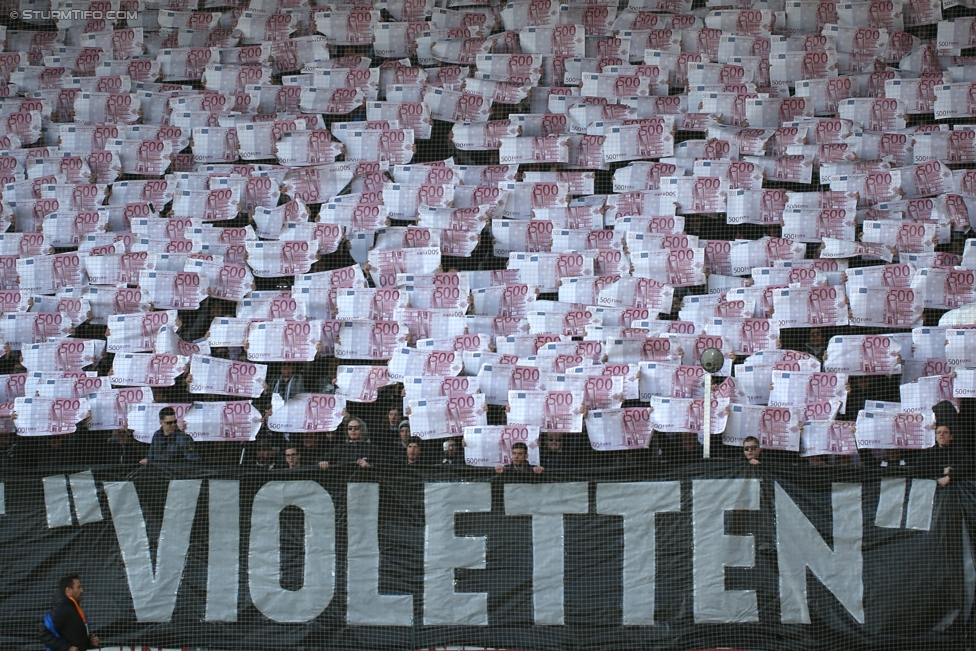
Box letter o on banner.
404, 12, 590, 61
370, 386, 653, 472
248, 481, 335, 622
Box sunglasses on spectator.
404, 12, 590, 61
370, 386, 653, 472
744, 445, 760, 451
163, 420, 177, 425
348, 425, 361, 430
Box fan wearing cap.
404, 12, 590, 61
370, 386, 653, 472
385, 419, 413, 463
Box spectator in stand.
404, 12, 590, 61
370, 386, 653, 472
403, 436, 426, 467
440, 437, 465, 466
140, 407, 199, 464
495, 441, 543, 474
373, 408, 403, 459
101, 428, 147, 466
292, 431, 327, 467
251, 442, 279, 470
915, 422, 965, 487
283, 447, 302, 469
381, 406, 403, 439
743, 436, 762, 465
322, 418, 372, 470
804, 328, 827, 361
314, 429, 341, 470
269, 362, 305, 403
317, 359, 340, 394
539, 432, 572, 471
387, 420, 412, 463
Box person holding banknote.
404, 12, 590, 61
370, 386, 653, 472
140, 407, 199, 465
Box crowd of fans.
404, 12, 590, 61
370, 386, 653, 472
0, 345, 966, 478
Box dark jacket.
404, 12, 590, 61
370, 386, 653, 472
146, 428, 200, 463
502, 462, 538, 473
915, 444, 967, 480
100, 437, 148, 466
334, 439, 373, 468
540, 449, 573, 471
39, 595, 90, 651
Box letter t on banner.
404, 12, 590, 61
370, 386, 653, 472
424, 483, 491, 625
596, 482, 681, 625
504, 483, 589, 625
692, 478, 760, 623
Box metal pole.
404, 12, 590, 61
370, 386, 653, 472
703, 372, 712, 459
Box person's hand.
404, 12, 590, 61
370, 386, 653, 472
749, 459, 761, 465
318, 461, 330, 470
357, 458, 371, 468
495, 466, 504, 474
938, 475, 951, 487
90, 635, 100, 647
139, 458, 148, 465
944, 466, 952, 475
533, 466, 544, 474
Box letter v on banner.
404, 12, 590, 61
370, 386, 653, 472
103, 480, 202, 622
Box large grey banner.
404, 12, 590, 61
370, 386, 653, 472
1, 466, 973, 651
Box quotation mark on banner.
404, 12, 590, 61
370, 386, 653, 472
43, 471, 103, 528
873, 478, 936, 531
